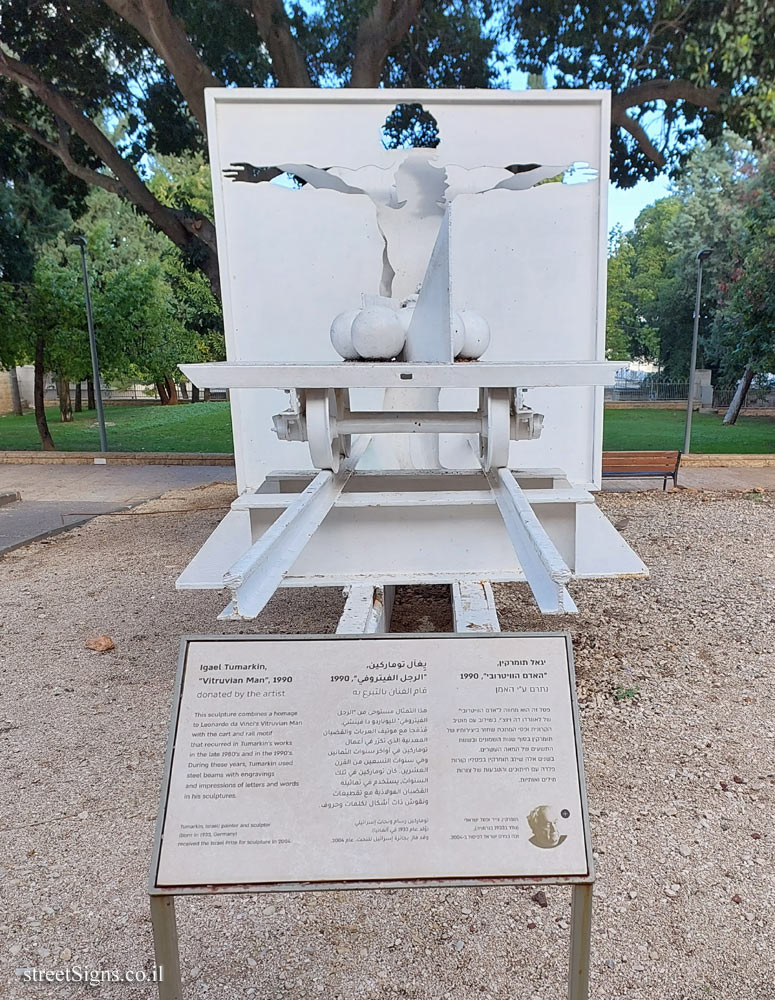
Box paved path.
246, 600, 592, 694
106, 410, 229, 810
0, 464, 235, 555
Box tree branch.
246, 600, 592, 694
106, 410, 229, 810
632, 1, 697, 73
100, 0, 224, 133
0, 48, 214, 260
614, 78, 726, 113
0, 112, 121, 194
250, 0, 312, 87
611, 107, 667, 168
611, 78, 727, 167
350, 0, 424, 88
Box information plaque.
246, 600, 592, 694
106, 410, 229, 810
151, 633, 592, 891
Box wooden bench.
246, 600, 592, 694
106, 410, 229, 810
602, 450, 681, 490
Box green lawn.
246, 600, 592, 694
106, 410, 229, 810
0, 402, 233, 452
1, 402, 774, 454
603, 408, 775, 453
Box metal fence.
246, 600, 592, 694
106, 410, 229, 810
605, 380, 775, 409
45, 381, 158, 402
605, 381, 693, 402
45, 382, 229, 403
712, 386, 775, 410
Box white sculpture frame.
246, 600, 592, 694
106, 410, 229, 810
202, 88, 611, 491
179, 89, 647, 619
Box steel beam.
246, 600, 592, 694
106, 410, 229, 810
451, 581, 500, 632
484, 466, 578, 614
336, 585, 395, 633
219, 438, 369, 620
232, 488, 592, 511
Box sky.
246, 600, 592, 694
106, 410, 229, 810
608, 173, 672, 233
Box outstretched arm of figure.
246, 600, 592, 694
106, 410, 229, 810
224, 161, 368, 196
223, 163, 285, 184
444, 162, 575, 198
492, 163, 572, 190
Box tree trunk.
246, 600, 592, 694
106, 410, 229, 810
178, 380, 189, 401
164, 375, 179, 404
155, 379, 169, 405
8, 366, 23, 415
191, 384, 200, 403
87, 377, 96, 409
203, 387, 212, 401
34, 337, 55, 450
57, 377, 73, 422
722, 366, 755, 426
74, 381, 82, 412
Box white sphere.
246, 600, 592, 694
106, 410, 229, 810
458, 310, 491, 359
451, 312, 466, 357
330, 310, 360, 360
351, 306, 406, 360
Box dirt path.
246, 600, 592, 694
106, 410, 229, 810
0, 484, 772, 999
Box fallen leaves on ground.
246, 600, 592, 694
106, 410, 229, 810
85, 635, 115, 652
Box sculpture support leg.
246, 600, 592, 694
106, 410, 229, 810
150, 895, 183, 1000
568, 883, 593, 1000
337, 584, 395, 633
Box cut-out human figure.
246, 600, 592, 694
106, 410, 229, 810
224, 151, 581, 471
224, 152, 571, 302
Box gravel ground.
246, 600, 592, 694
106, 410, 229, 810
0, 482, 773, 1000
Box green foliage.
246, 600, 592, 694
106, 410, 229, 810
606, 200, 685, 367
147, 153, 214, 219
0, 280, 27, 370
292, 1, 497, 90
0, 173, 73, 285
605, 134, 763, 378
381, 2, 497, 89
0, 172, 224, 387
381, 103, 440, 150
714, 154, 775, 379
606, 228, 637, 360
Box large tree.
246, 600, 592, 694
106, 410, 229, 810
0, 170, 75, 444
604, 133, 763, 385
508, 0, 775, 186
2, 0, 775, 295
714, 152, 775, 422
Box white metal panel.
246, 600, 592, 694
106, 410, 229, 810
204, 89, 610, 492
440, 184, 603, 485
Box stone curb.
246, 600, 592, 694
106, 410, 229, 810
0, 451, 235, 466
0, 489, 21, 506
1, 450, 773, 469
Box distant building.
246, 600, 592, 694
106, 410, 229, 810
0, 366, 32, 414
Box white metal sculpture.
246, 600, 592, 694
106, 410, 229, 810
179, 89, 647, 625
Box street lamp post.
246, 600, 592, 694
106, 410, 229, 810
683, 248, 713, 455
71, 235, 108, 453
